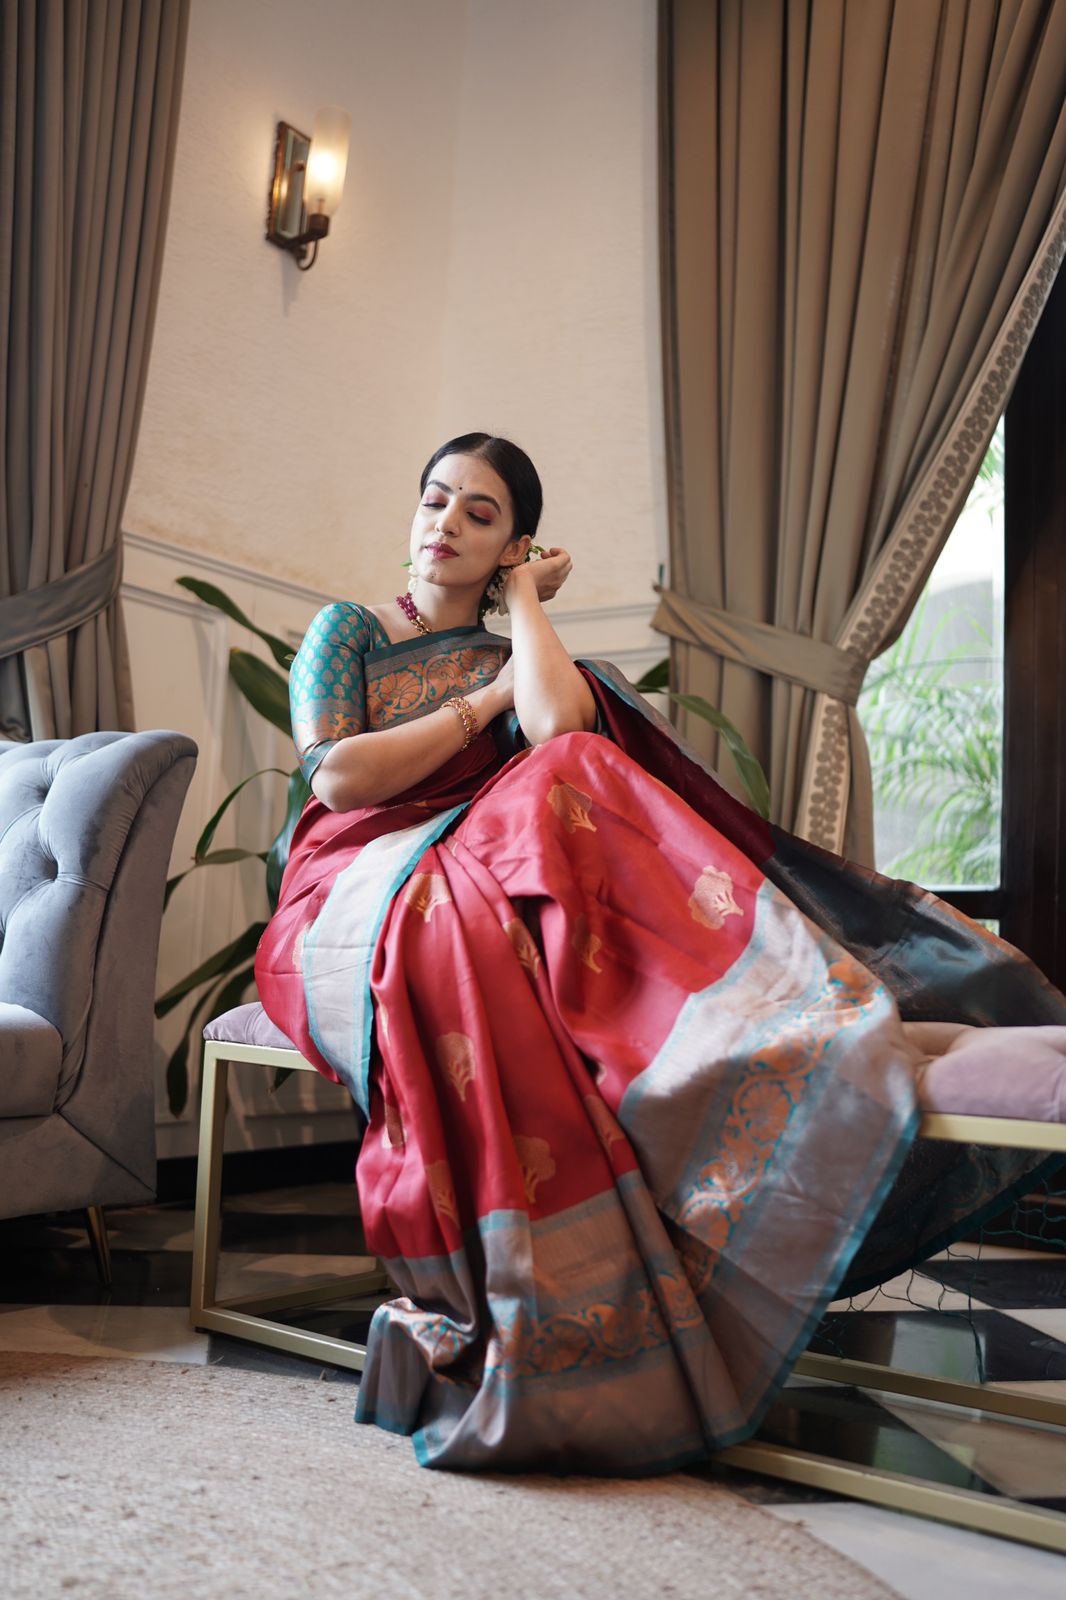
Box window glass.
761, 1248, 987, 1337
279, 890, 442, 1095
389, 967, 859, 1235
859, 422, 1004, 889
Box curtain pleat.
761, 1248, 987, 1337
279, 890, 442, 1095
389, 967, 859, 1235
0, 0, 189, 740
659, 0, 1066, 859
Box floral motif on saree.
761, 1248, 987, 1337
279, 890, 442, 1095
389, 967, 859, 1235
688, 865, 744, 929
405, 873, 452, 922
436, 1033, 476, 1102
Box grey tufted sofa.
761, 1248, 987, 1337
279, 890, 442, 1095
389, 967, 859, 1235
0, 730, 197, 1260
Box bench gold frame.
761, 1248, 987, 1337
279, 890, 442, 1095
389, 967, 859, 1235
190, 1041, 391, 1371
191, 1039, 1066, 1552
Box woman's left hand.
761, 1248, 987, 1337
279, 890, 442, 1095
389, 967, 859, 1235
505, 547, 572, 605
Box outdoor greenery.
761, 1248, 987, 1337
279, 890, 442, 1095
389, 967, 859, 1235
859, 597, 1001, 884
859, 427, 1004, 887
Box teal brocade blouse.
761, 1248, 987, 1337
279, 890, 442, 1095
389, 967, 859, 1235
289, 602, 512, 782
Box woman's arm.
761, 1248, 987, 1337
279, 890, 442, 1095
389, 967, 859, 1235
312, 678, 509, 812
505, 553, 597, 745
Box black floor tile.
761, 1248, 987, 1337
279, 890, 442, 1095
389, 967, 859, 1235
219, 1210, 368, 1256
0, 1247, 194, 1307
920, 1255, 1066, 1311
811, 1308, 1066, 1384
757, 1383, 1003, 1497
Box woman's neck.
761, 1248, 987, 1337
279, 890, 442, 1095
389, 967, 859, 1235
408, 580, 481, 632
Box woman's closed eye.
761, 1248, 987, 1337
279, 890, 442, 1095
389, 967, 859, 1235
423, 497, 492, 525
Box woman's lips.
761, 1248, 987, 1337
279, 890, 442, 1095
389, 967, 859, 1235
423, 543, 459, 559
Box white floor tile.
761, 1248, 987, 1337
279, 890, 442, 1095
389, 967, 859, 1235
215, 1252, 382, 1301
998, 1308, 1066, 1345
0, 1304, 210, 1364
767, 1501, 1066, 1599
926, 1243, 1065, 1262
875, 1393, 1066, 1501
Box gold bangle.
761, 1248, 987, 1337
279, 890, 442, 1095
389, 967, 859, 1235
446, 694, 479, 749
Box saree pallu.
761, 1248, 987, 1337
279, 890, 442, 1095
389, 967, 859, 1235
255, 640, 1066, 1473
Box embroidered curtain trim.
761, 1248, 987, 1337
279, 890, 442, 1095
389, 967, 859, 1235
795, 183, 1066, 852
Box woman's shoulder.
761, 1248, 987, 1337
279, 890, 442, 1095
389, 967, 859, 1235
302, 600, 391, 653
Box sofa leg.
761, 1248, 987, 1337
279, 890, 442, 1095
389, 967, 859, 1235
84, 1206, 112, 1287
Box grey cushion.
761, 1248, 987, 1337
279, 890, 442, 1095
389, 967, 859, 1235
0, 1002, 62, 1116
203, 1001, 300, 1053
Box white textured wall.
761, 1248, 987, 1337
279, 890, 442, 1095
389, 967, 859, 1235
436, 0, 667, 608
125, 0, 666, 609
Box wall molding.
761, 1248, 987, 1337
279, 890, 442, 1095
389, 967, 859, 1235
123, 527, 663, 644
123, 529, 337, 610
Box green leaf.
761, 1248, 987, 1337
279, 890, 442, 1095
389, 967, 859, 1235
670, 692, 772, 819
197, 847, 271, 866
165, 1029, 193, 1119
155, 922, 268, 1018
229, 649, 293, 736
633, 658, 670, 694
164, 869, 192, 910
205, 961, 257, 1022
266, 768, 312, 912
165, 968, 237, 1116
194, 767, 289, 860
177, 576, 296, 670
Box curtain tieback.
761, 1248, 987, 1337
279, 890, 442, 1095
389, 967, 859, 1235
0, 545, 123, 663
651, 588, 867, 705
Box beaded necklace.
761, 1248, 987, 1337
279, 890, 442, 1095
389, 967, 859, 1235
396, 590, 432, 636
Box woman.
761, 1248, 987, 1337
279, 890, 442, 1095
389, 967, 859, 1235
256, 432, 1066, 1473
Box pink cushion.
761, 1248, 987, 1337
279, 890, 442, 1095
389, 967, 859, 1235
203, 1001, 300, 1053
906, 1021, 1066, 1122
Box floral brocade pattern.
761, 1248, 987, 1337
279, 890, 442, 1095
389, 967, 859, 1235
671, 951, 884, 1276
378, 1267, 706, 1390
365, 644, 509, 731
288, 602, 510, 781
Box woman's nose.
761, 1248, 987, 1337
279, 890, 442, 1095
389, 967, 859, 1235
435, 500, 461, 535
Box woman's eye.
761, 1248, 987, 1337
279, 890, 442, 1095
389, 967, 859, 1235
469, 512, 491, 525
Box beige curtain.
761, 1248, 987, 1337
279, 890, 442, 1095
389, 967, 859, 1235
657, 0, 1066, 860
0, 0, 189, 740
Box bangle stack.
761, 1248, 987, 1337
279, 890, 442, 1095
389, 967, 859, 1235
446, 694, 479, 749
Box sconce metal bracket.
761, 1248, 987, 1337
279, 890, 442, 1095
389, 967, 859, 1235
266, 121, 314, 260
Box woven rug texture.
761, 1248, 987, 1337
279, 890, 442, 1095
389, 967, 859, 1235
0, 1353, 899, 1599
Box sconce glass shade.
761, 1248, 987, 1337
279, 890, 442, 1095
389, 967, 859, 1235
304, 105, 351, 218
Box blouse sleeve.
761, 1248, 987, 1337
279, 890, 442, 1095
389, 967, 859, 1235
289, 602, 373, 783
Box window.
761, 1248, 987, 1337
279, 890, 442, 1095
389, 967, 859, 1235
860, 265, 1066, 992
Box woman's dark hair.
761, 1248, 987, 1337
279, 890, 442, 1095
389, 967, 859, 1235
419, 433, 543, 540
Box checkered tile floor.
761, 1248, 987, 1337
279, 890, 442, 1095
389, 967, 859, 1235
2, 1182, 1066, 1598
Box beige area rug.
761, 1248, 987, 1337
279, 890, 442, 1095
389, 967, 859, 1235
0, 1353, 897, 1600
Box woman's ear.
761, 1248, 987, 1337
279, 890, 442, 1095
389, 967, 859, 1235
501, 534, 532, 568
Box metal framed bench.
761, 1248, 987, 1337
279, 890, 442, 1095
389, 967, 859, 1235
190, 1021, 392, 1372
190, 1008, 1066, 1551
720, 1111, 1066, 1554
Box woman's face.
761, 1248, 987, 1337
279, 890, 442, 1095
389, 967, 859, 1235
409, 453, 529, 590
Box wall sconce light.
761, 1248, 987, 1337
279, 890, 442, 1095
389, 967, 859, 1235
265, 105, 351, 271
